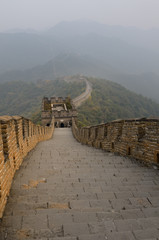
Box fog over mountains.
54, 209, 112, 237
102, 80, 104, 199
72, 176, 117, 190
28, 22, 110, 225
1, 20, 159, 102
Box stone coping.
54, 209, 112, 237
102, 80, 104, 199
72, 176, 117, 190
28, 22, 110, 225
80, 117, 159, 129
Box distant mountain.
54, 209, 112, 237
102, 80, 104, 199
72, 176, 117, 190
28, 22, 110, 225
1, 20, 159, 103
48, 20, 159, 53
0, 53, 118, 82
55, 33, 159, 74
0, 32, 63, 73
1, 53, 159, 103
1, 20, 159, 75
3, 28, 38, 34
112, 72, 159, 103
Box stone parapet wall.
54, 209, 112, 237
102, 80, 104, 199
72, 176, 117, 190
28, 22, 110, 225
72, 118, 159, 165
72, 80, 92, 108
0, 116, 54, 218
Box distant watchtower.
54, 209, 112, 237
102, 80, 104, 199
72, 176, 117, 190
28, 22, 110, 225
41, 97, 77, 127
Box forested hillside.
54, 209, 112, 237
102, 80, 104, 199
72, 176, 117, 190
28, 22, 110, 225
0, 79, 85, 121
0, 76, 159, 126
77, 78, 159, 126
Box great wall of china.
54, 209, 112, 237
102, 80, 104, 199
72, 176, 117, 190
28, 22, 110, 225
72, 80, 92, 108
0, 79, 159, 223
0, 116, 54, 218
0, 78, 91, 218
72, 118, 159, 165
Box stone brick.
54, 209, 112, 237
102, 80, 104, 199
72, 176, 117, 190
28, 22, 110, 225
88, 221, 115, 234
133, 228, 159, 239
89, 199, 111, 211
52, 238, 77, 240
0, 116, 54, 218
110, 199, 132, 211
73, 212, 97, 223
143, 207, 159, 218
22, 215, 48, 229
72, 118, 159, 165
115, 191, 133, 199
63, 223, 89, 236
48, 213, 74, 226
69, 200, 90, 210
114, 219, 141, 231
137, 217, 159, 229
121, 209, 145, 219
107, 231, 135, 240
78, 234, 106, 240
147, 197, 159, 207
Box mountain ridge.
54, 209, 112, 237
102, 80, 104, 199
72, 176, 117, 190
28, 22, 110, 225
1, 20, 159, 74
1, 76, 158, 126
1, 53, 159, 103
1, 20, 159, 103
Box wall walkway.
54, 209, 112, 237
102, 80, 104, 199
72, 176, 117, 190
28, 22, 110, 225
72, 79, 92, 108
0, 128, 159, 239
0, 116, 54, 218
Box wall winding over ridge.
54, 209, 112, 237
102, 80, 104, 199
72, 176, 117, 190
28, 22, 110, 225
72, 118, 159, 165
0, 116, 54, 218
72, 80, 92, 108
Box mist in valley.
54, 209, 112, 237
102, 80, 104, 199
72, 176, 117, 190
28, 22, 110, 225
1, 0, 159, 119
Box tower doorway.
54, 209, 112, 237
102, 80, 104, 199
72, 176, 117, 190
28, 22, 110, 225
60, 122, 65, 128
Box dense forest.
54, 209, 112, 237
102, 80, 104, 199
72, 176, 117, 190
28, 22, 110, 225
77, 78, 159, 126
0, 79, 85, 121
0, 77, 159, 126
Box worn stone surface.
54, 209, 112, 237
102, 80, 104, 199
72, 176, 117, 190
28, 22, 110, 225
0, 116, 54, 218
0, 128, 159, 239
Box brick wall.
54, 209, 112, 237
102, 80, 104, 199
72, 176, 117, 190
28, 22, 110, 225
72, 118, 159, 166
0, 116, 54, 218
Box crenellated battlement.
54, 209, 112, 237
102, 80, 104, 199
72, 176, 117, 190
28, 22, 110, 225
72, 117, 159, 165
42, 96, 77, 127
42, 97, 74, 109
0, 116, 54, 218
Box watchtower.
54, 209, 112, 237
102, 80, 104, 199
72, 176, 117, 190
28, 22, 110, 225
41, 97, 77, 127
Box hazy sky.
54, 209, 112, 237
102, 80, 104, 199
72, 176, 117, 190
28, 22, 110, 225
0, 0, 159, 32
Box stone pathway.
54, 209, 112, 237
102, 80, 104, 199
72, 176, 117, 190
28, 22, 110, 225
0, 128, 159, 240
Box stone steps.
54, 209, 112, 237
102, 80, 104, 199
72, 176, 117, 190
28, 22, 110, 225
1, 129, 159, 239
1, 215, 159, 239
